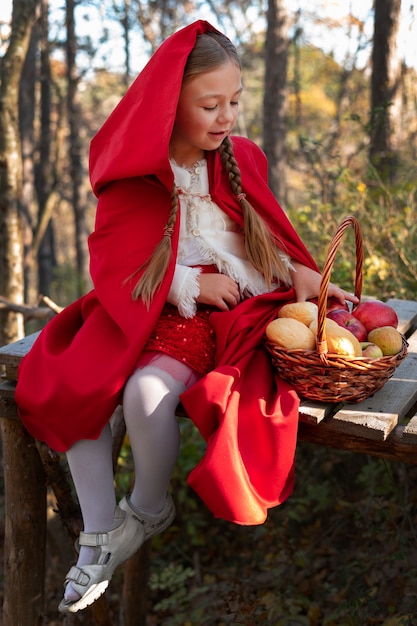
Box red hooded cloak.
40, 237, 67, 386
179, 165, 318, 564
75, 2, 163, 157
15, 20, 319, 525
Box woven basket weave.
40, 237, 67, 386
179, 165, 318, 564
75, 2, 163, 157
265, 215, 408, 403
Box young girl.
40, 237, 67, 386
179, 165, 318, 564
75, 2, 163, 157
15, 20, 357, 613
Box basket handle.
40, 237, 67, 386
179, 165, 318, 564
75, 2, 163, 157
316, 215, 364, 358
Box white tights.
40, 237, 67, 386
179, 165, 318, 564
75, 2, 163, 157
64, 353, 199, 600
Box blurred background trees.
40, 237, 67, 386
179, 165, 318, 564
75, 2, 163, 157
0, 0, 40, 345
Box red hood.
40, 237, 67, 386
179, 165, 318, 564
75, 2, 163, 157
89, 20, 222, 195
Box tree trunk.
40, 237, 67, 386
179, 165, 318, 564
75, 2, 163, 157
19, 21, 39, 304
35, 0, 56, 298
263, 0, 288, 202
0, 0, 40, 345
291, 11, 302, 129
370, 0, 402, 180
66, 0, 90, 297
121, 0, 131, 88
1, 418, 47, 626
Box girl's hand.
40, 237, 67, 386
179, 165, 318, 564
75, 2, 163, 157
197, 273, 241, 311
290, 262, 359, 307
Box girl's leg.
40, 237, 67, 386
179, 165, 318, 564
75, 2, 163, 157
62, 353, 199, 608
64, 422, 116, 601
123, 353, 199, 514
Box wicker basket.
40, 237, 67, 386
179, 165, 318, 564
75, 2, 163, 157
264, 215, 408, 403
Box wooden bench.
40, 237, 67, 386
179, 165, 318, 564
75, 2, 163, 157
1, 298, 417, 625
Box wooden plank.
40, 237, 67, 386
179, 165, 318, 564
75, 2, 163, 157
0, 381, 16, 399
297, 421, 417, 465
0, 332, 40, 381
298, 400, 339, 425
0, 332, 39, 364
327, 328, 417, 440
0, 382, 19, 419
403, 415, 417, 442
386, 298, 417, 335
325, 410, 398, 442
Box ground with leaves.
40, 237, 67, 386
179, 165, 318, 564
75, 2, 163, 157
1, 428, 417, 625
145, 438, 417, 626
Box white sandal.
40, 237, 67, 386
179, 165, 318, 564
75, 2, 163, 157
58, 505, 145, 613
119, 493, 176, 541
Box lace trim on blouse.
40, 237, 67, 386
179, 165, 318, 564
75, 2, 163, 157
168, 158, 293, 315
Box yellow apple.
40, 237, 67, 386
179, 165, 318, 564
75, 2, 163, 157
367, 326, 403, 356
360, 342, 384, 358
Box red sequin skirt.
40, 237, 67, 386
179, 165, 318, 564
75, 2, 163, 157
143, 303, 217, 376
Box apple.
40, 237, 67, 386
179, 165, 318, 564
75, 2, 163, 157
352, 300, 398, 332
326, 296, 349, 313
367, 326, 403, 356
326, 308, 368, 342
308, 297, 349, 313
360, 341, 384, 358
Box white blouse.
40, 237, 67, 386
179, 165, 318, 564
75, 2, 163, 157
168, 159, 292, 318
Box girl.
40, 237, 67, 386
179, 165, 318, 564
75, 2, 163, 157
15, 20, 357, 613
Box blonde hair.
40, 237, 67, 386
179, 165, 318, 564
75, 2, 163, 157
131, 32, 290, 306
218, 136, 291, 287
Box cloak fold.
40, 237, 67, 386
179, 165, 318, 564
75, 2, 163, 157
181, 290, 300, 524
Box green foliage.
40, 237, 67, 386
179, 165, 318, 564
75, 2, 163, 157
282, 44, 417, 301
287, 151, 417, 301
170, 418, 213, 548
149, 562, 206, 618
114, 437, 134, 496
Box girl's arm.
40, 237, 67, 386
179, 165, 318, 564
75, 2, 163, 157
197, 273, 240, 311
290, 262, 359, 307
168, 266, 240, 316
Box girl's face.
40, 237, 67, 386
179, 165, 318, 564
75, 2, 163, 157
170, 60, 242, 167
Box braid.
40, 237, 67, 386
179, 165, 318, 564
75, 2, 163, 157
130, 185, 180, 307
219, 136, 291, 286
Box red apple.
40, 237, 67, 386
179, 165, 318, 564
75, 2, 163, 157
360, 341, 384, 358
309, 297, 349, 313
352, 300, 398, 332
326, 308, 368, 342
327, 297, 350, 313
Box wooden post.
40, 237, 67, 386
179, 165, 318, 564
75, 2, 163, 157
121, 541, 152, 626
1, 418, 47, 626
35, 440, 82, 541
111, 406, 153, 624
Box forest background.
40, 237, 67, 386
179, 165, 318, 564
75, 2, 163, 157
1, 1, 417, 625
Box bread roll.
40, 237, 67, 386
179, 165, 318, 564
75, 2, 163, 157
266, 317, 316, 351
278, 301, 318, 327
309, 318, 362, 357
